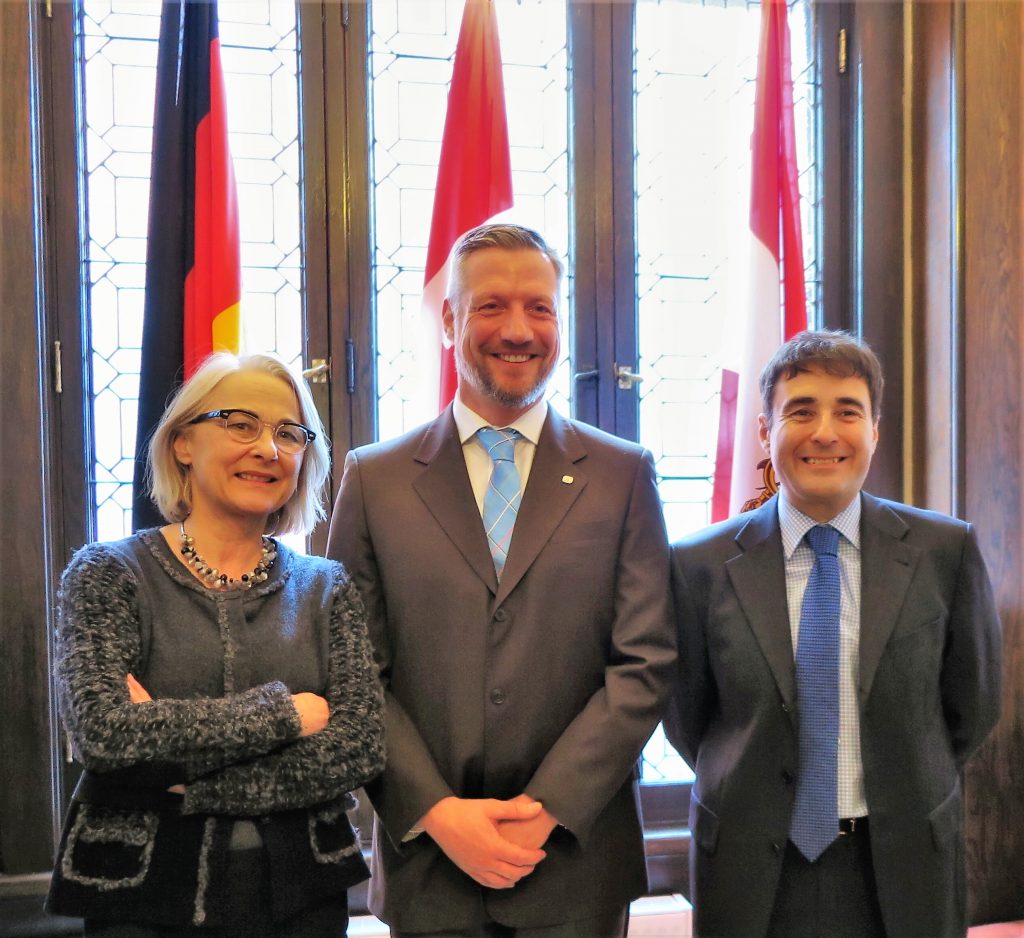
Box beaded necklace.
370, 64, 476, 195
179, 522, 276, 590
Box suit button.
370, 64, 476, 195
782, 769, 794, 784
771, 842, 782, 855
493, 608, 507, 622
490, 689, 506, 705
781, 702, 791, 713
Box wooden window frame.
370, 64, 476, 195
5, 0, 870, 908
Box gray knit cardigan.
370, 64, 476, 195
47, 530, 385, 928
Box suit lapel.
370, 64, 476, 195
412, 409, 498, 594
495, 409, 587, 604
726, 498, 797, 708
858, 493, 920, 704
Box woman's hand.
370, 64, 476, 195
126, 673, 152, 703
291, 692, 330, 737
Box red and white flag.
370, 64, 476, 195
711, 0, 807, 521
421, 0, 513, 412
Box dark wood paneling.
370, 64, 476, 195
816, 2, 850, 331
853, 2, 904, 501
0, 0, 59, 874
908, 1, 957, 515
961, 0, 1024, 923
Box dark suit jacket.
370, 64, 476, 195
664, 492, 1002, 938
327, 407, 676, 931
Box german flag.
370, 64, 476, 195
132, 0, 240, 531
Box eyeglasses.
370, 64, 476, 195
189, 409, 316, 454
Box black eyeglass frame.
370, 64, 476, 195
188, 409, 317, 452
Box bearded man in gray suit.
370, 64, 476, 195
327, 223, 675, 938
665, 330, 1002, 938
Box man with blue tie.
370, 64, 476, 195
328, 223, 675, 937
665, 330, 1002, 938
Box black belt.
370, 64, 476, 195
838, 816, 868, 835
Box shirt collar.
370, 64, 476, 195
452, 393, 548, 446
777, 490, 862, 559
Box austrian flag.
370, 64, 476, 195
712, 0, 807, 521
421, 0, 513, 412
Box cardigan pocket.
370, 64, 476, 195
308, 798, 361, 864
61, 804, 158, 890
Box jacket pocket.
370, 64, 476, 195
61, 804, 158, 890
308, 797, 361, 864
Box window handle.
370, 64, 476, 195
303, 359, 330, 384
614, 363, 644, 390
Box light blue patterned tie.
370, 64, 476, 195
790, 524, 841, 861
476, 427, 522, 579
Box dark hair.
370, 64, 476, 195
447, 222, 563, 306
759, 329, 884, 425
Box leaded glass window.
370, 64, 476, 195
635, 0, 817, 782
368, 0, 570, 440
79, 0, 303, 541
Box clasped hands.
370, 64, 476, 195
419, 793, 558, 890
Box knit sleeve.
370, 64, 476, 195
183, 568, 385, 815
56, 543, 302, 775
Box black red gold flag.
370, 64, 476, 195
132, 0, 240, 531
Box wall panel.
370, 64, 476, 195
961, 0, 1024, 923
0, 0, 59, 874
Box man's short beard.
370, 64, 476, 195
457, 359, 551, 411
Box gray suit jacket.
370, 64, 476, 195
327, 407, 676, 931
664, 492, 1002, 938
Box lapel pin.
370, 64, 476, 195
562, 475, 574, 484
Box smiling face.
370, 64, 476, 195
759, 364, 879, 522
443, 246, 560, 426
172, 370, 304, 528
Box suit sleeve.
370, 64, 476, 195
327, 450, 454, 846
662, 549, 714, 771
942, 523, 1002, 766
522, 451, 676, 846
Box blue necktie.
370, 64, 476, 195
790, 524, 841, 861
476, 427, 522, 579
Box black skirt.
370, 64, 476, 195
82, 847, 350, 938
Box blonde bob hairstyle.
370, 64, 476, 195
147, 352, 330, 535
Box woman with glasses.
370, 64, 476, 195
47, 352, 385, 938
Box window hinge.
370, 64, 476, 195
838, 27, 848, 75
53, 339, 63, 394
44, 0, 53, 18
345, 339, 356, 394
341, 1, 350, 30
